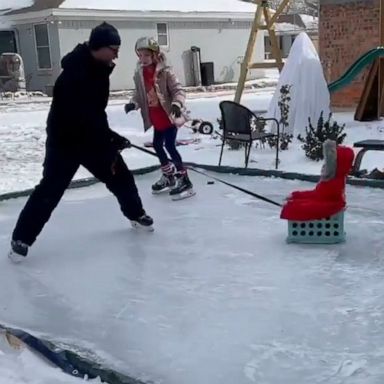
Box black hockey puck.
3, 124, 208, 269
207, 181, 215, 185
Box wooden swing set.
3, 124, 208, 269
236, 0, 384, 122
234, 0, 291, 103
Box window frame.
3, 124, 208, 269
156, 23, 169, 48
33, 23, 52, 70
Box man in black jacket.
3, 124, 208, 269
9, 22, 153, 263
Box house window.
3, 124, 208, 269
157, 23, 168, 47
264, 35, 287, 59
34, 24, 52, 69
264, 36, 271, 59
0, 31, 17, 55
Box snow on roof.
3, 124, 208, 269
299, 14, 318, 30
0, 0, 33, 26
274, 14, 318, 33
59, 0, 256, 13
0, 0, 33, 10
275, 22, 301, 33
0, 0, 33, 14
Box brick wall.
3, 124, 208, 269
319, 0, 380, 108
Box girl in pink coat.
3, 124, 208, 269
125, 37, 194, 199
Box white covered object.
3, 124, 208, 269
267, 32, 330, 137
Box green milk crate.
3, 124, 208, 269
287, 211, 345, 244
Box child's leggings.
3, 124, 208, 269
153, 126, 184, 172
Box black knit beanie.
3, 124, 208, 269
89, 22, 121, 50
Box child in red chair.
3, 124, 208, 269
281, 140, 355, 221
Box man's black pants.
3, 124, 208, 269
12, 145, 145, 246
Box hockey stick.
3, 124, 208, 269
130, 143, 283, 208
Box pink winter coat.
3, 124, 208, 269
131, 55, 188, 131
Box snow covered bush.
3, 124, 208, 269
267, 84, 293, 150
279, 84, 291, 130
297, 112, 346, 161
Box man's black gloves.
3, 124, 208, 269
111, 132, 131, 151
124, 103, 136, 114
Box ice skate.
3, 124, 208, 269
8, 240, 28, 263
170, 172, 196, 201
152, 173, 176, 194
130, 214, 154, 232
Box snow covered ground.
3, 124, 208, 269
0, 332, 100, 384
1, 173, 384, 383
2, 82, 384, 383
2, 3, 384, 382
2, 90, 384, 195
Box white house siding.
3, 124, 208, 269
166, 20, 265, 86
57, 18, 265, 90
15, 21, 61, 92
58, 19, 156, 91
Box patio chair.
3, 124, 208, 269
218, 100, 280, 169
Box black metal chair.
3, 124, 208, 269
218, 100, 280, 169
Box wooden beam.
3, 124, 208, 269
355, 60, 379, 121
269, 0, 290, 25
234, 5, 263, 103
234, 0, 290, 103
263, 6, 284, 71
248, 62, 281, 69
378, 58, 384, 117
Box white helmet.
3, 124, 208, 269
135, 37, 160, 55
